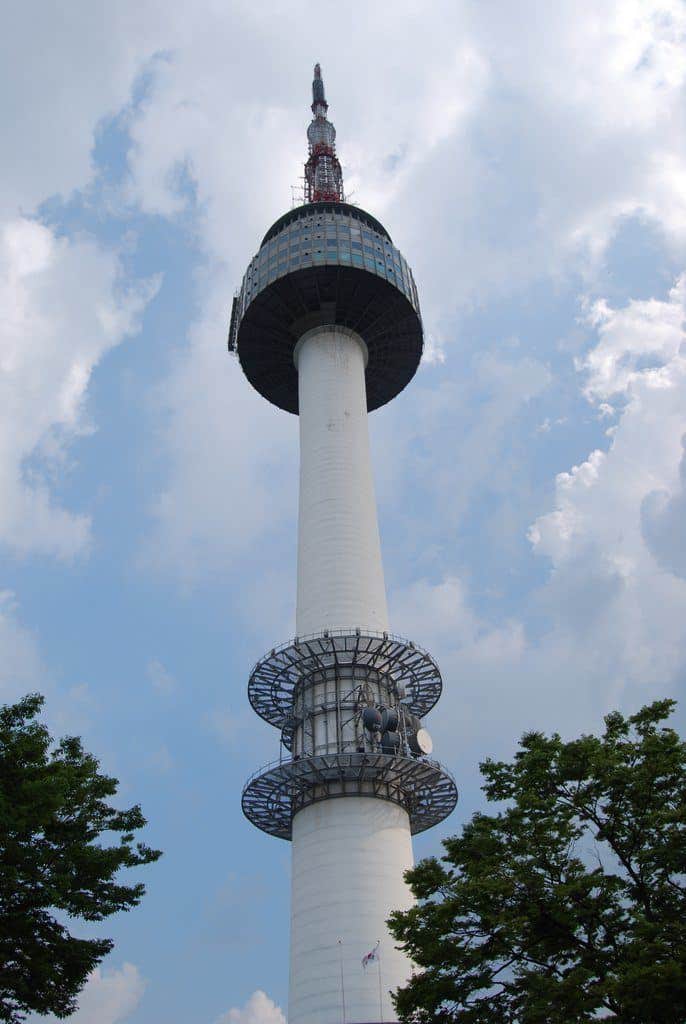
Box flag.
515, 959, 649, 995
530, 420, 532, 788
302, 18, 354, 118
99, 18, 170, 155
362, 941, 380, 969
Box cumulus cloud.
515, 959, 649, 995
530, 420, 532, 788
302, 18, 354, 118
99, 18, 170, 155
215, 990, 286, 1024
528, 448, 608, 565
3, 0, 679, 736
0, 6, 165, 566
108, 0, 684, 583
124, 0, 686, 277
4, 0, 683, 757
387, 274, 686, 761
3, 1, 685, 578
532, 277, 686, 567
0, 218, 159, 559
0, 1, 167, 220
525, 276, 686, 705
389, 571, 603, 762
580, 275, 686, 402
390, 559, 686, 774
39, 963, 146, 1024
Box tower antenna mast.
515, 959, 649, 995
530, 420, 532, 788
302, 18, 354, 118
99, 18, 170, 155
304, 63, 344, 203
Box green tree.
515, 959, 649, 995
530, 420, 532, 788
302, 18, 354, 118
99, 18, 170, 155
0, 694, 161, 1022
389, 700, 686, 1024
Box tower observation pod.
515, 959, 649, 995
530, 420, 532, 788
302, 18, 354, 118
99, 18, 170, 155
229, 64, 457, 1024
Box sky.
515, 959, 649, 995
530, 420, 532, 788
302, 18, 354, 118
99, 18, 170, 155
3, 1, 686, 1021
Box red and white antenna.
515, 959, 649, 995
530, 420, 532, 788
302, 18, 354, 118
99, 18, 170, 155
304, 63, 344, 203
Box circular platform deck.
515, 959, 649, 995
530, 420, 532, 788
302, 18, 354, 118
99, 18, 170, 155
247, 629, 443, 740
242, 751, 458, 840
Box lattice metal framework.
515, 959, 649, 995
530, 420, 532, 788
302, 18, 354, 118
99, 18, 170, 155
242, 752, 458, 840
248, 629, 443, 732
304, 63, 343, 203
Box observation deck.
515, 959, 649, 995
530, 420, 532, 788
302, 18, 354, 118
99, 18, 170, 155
228, 201, 423, 414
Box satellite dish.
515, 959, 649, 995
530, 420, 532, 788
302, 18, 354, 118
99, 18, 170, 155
409, 727, 433, 756
380, 731, 401, 754
362, 707, 382, 732
381, 707, 398, 732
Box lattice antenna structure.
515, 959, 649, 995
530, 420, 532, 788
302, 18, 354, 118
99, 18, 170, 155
304, 63, 344, 203
227, 64, 457, 1024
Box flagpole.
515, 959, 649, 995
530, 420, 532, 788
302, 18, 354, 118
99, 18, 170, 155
338, 938, 347, 1024
377, 940, 384, 1024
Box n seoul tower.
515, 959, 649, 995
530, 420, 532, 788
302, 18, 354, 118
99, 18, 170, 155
230, 64, 457, 1024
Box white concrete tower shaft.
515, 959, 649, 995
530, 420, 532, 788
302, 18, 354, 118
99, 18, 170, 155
295, 324, 388, 637
290, 325, 414, 1024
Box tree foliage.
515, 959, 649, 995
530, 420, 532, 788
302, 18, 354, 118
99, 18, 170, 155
389, 700, 686, 1023
0, 694, 162, 1022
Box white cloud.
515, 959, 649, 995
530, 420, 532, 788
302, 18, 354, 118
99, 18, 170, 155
392, 0, 686, 321
215, 990, 286, 1024
44, 963, 146, 1024
0, 2, 165, 221
580, 276, 686, 402
0, 1, 684, 572
4, 0, 683, 722
524, 276, 686, 703
2, 0, 679, 740
124, 0, 686, 281
0, 7, 164, 564
387, 273, 686, 759
109, 0, 684, 582
532, 277, 686, 567
528, 448, 608, 565
390, 561, 686, 774
0, 218, 159, 559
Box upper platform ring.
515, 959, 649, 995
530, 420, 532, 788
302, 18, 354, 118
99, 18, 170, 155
248, 628, 443, 731
228, 202, 423, 414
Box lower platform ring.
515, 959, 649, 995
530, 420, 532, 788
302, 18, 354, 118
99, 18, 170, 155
241, 751, 458, 841
247, 629, 443, 731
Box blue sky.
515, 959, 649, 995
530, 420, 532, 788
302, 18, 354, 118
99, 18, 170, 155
3, 2, 686, 1021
